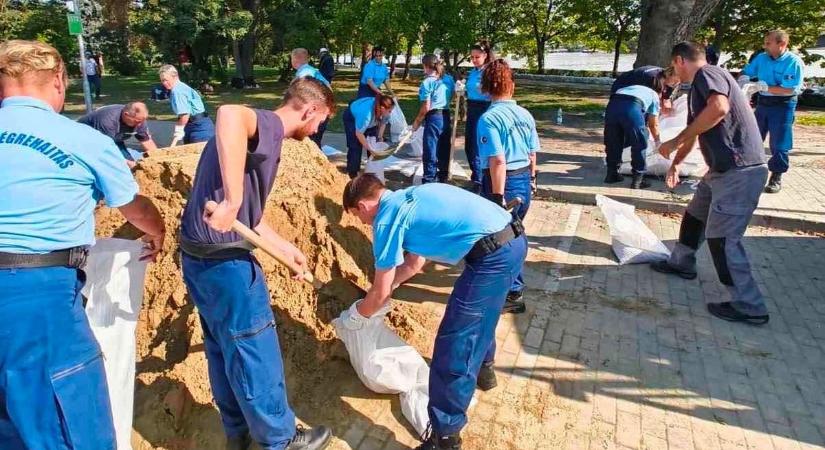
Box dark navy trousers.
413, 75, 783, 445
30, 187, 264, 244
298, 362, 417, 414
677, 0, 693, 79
755, 96, 796, 174
604, 96, 648, 175
182, 253, 296, 449
464, 100, 490, 189
0, 267, 116, 449
428, 234, 527, 436
422, 110, 452, 183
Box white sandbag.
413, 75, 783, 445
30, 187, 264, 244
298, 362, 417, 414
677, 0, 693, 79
333, 301, 431, 437
618, 96, 708, 177
389, 99, 408, 143
595, 195, 670, 265
407, 128, 424, 157
364, 158, 386, 183
82, 238, 149, 450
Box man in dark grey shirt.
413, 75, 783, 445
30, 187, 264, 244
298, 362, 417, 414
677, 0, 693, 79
78, 102, 158, 166
654, 42, 769, 325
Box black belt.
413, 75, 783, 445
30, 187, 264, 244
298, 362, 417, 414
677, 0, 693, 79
610, 94, 645, 110
179, 238, 254, 259
757, 95, 797, 106
190, 112, 209, 121
467, 99, 491, 107
465, 220, 524, 261
426, 109, 450, 116
483, 165, 531, 177
0, 246, 89, 269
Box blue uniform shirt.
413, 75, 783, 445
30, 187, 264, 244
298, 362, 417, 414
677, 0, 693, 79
477, 100, 540, 170
443, 74, 456, 105
615, 85, 661, 116
170, 81, 206, 116
466, 66, 491, 102
742, 51, 804, 96
295, 63, 330, 86
419, 75, 450, 110
350, 97, 388, 133
0, 97, 139, 254
360, 59, 390, 87
372, 184, 511, 269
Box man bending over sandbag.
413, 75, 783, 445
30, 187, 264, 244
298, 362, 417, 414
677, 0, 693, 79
343, 174, 527, 450
178, 77, 334, 450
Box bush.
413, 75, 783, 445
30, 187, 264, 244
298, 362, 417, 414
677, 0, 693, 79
108, 49, 147, 76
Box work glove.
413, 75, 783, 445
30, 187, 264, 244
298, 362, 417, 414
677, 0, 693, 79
737, 75, 751, 87
455, 80, 466, 94
172, 125, 185, 142
756, 81, 769, 93
489, 193, 506, 209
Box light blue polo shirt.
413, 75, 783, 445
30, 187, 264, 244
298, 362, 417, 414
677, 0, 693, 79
360, 59, 390, 87
170, 81, 206, 116
443, 74, 456, 105
0, 97, 139, 254
372, 184, 511, 270
466, 66, 491, 102
742, 51, 804, 96
419, 75, 450, 110
295, 63, 330, 86
615, 85, 660, 116
350, 97, 389, 133
477, 100, 540, 170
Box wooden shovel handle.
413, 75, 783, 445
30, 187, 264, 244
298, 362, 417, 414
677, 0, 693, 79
204, 201, 317, 286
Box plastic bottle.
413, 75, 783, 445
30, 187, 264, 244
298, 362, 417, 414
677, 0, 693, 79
556, 108, 563, 125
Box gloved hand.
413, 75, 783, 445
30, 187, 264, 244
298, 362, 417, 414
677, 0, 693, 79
172, 125, 185, 142
455, 80, 466, 94
489, 193, 506, 209
756, 81, 769, 93
737, 75, 751, 87
341, 299, 369, 330
530, 175, 538, 195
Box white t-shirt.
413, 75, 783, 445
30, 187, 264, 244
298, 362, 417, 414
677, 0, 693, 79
85, 59, 98, 76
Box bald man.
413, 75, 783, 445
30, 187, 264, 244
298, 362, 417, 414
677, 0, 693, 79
78, 102, 159, 166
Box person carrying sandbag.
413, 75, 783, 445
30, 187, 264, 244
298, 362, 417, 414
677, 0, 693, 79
342, 174, 527, 450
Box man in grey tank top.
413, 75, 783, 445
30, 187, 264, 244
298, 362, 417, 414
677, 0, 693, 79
655, 42, 770, 326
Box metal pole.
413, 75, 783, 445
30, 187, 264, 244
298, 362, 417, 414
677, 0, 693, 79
67, 0, 93, 113
76, 35, 93, 113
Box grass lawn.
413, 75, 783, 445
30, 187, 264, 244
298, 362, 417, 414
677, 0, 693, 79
64, 67, 609, 133
797, 110, 825, 126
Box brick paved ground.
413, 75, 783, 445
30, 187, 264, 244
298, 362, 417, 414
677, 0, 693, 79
321, 200, 825, 450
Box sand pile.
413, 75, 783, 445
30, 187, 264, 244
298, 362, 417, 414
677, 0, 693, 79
94, 140, 439, 449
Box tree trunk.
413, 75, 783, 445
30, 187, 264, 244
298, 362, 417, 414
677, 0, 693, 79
239, 0, 261, 86
389, 53, 398, 78
360, 42, 369, 69
233, 40, 242, 80
536, 39, 546, 73
612, 28, 624, 78
635, 0, 724, 67
403, 40, 413, 80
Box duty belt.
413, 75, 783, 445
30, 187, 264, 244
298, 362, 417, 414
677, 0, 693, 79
190, 112, 209, 121
465, 220, 524, 261
757, 95, 797, 106
483, 165, 531, 177
0, 246, 89, 269
179, 237, 255, 259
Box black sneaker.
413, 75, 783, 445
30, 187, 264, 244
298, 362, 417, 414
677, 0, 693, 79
604, 171, 624, 184
707, 302, 769, 325
650, 260, 697, 280
476, 362, 497, 391
502, 291, 526, 314
286, 425, 332, 450
630, 174, 651, 189
226, 434, 251, 450
764, 172, 782, 193
415, 433, 462, 450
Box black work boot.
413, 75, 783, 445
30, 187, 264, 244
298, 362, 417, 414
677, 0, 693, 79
650, 260, 697, 280
630, 173, 651, 189
476, 361, 498, 391
707, 302, 769, 325
604, 169, 624, 184
416, 433, 462, 450
764, 172, 782, 193
226, 434, 252, 450
502, 291, 526, 314
285, 425, 332, 450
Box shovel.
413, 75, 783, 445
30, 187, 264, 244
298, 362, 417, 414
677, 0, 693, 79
204, 201, 322, 288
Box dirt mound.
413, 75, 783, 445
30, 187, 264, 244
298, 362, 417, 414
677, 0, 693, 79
94, 140, 438, 449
